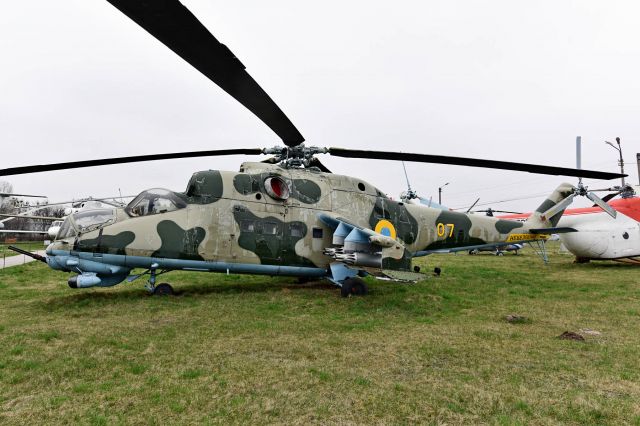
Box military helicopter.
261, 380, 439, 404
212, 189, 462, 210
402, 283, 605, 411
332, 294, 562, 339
2, 1, 625, 296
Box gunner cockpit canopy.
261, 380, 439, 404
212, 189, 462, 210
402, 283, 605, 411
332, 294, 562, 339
125, 188, 187, 217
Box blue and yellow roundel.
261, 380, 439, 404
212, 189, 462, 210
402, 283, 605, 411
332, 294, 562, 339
375, 219, 397, 240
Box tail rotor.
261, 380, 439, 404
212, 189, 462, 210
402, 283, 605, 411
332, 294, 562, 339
540, 183, 617, 221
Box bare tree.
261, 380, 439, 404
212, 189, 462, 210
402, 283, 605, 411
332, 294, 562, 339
0, 181, 13, 194
0, 180, 13, 211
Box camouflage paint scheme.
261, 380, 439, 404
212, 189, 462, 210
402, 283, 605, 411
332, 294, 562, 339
45, 162, 574, 288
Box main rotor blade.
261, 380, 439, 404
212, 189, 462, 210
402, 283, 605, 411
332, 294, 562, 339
328, 148, 626, 180
105, 0, 304, 146
586, 192, 617, 218
0, 193, 47, 198
588, 187, 617, 192
308, 157, 332, 173
476, 209, 523, 214
0, 214, 60, 221
0, 148, 263, 176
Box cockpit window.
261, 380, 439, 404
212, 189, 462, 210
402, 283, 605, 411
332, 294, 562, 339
125, 188, 187, 217
57, 217, 76, 240
73, 208, 116, 232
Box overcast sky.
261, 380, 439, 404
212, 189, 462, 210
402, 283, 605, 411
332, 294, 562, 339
1, 1, 639, 211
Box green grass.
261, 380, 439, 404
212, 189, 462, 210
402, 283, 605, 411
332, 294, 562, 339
0, 245, 639, 424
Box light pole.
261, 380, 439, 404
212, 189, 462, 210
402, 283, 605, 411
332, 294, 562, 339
438, 182, 449, 205
605, 137, 625, 187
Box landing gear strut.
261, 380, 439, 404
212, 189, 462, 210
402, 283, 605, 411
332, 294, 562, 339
141, 263, 174, 296
340, 277, 368, 297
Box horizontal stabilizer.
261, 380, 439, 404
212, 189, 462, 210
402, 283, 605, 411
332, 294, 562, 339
529, 227, 577, 234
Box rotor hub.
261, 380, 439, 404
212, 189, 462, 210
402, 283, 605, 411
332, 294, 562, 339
400, 189, 418, 202
263, 144, 329, 169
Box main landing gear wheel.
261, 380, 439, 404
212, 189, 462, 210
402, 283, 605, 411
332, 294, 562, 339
153, 283, 174, 296
340, 277, 368, 297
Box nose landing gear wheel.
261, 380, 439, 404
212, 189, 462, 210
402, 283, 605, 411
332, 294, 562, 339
153, 283, 174, 296
340, 277, 368, 297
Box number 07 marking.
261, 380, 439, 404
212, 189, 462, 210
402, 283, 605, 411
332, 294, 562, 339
436, 223, 455, 237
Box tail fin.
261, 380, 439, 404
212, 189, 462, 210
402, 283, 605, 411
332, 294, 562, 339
524, 183, 575, 229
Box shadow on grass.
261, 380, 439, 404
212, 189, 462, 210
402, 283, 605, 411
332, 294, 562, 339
556, 260, 640, 270
582, 262, 640, 269
37, 277, 340, 311
176, 278, 335, 295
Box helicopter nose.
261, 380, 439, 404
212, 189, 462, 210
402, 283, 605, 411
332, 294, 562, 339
47, 227, 59, 240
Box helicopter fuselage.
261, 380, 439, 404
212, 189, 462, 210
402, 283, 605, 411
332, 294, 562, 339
44, 162, 565, 289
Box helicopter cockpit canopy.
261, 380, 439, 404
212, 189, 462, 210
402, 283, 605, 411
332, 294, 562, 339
55, 208, 116, 240
56, 218, 76, 240
74, 209, 116, 232
125, 188, 187, 217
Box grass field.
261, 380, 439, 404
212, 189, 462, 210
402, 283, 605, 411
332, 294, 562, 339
0, 245, 639, 424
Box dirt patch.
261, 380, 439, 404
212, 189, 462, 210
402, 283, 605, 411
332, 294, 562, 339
557, 331, 585, 341
504, 314, 529, 324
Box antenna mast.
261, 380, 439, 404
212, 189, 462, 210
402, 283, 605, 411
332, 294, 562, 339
401, 161, 411, 193
576, 136, 582, 185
